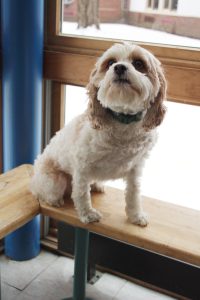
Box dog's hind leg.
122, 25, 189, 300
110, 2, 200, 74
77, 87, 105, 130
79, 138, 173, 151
30, 158, 68, 207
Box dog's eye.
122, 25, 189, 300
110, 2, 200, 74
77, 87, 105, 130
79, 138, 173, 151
132, 59, 145, 72
107, 59, 116, 68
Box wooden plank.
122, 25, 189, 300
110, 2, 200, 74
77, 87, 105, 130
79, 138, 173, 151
0, 165, 40, 239
40, 187, 200, 267
51, 82, 66, 135
1, 164, 200, 267
44, 50, 200, 106
44, 51, 95, 86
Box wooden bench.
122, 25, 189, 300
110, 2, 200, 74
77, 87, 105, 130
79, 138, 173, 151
0, 165, 40, 240
1, 164, 200, 299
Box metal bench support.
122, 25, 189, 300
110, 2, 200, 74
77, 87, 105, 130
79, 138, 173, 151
64, 227, 93, 300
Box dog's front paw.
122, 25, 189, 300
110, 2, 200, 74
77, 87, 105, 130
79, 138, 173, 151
129, 212, 148, 227
80, 208, 102, 224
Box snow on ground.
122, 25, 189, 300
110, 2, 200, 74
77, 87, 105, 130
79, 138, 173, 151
62, 22, 200, 48
65, 85, 200, 211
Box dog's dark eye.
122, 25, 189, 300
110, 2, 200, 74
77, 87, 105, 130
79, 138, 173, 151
107, 59, 116, 68
132, 59, 145, 72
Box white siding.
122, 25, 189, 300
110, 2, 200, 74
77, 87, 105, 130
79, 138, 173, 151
129, 0, 200, 17
129, 0, 147, 12
177, 0, 200, 17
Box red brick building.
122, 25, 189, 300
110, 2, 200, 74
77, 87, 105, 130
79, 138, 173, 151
63, 0, 200, 39
63, 0, 128, 23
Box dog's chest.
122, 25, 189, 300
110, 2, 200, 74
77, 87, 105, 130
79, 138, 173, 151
89, 134, 153, 179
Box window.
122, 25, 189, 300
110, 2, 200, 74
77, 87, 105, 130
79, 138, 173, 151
62, 0, 199, 48
171, 0, 178, 10
63, 85, 200, 211
164, 0, 169, 9
147, 0, 152, 8
147, 0, 179, 12
153, 0, 159, 9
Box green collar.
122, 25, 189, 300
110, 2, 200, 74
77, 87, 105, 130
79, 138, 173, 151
107, 108, 143, 124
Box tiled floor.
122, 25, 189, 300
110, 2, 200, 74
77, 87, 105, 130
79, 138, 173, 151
0, 250, 175, 300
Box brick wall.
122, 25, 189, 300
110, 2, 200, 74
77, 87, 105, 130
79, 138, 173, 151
63, 1, 199, 39
63, 0, 123, 23
127, 12, 200, 39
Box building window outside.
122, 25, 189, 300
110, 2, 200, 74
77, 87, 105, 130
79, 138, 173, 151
164, 0, 178, 11
147, 0, 178, 12
164, 0, 169, 9
171, 0, 178, 10
147, 0, 152, 8
153, 0, 159, 9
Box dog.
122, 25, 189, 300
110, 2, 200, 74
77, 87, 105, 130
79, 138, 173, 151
30, 43, 167, 226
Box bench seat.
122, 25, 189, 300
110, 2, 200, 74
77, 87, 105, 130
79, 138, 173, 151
0, 165, 40, 239
41, 185, 200, 267
1, 164, 200, 267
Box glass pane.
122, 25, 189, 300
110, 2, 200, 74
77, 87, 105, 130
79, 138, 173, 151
61, 0, 200, 48
147, 0, 152, 8
64, 85, 200, 210
171, 0, 178, 10
65, 85, 88, 124
153, 0, 159, 9
164, 0, 169, 9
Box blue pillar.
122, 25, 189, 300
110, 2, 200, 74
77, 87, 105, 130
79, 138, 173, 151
1, 0, 44, 260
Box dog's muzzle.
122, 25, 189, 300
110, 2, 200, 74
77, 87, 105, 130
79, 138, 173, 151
114, 64, 130, 84
114, 64, 127, 76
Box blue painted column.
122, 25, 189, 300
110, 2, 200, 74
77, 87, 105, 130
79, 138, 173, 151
1, 0, 44, 260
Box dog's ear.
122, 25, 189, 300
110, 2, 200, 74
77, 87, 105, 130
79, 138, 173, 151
143, 64, 167, 131
87, 67, 109, 130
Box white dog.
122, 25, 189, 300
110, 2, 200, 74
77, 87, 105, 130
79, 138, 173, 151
31, 43, 166, 226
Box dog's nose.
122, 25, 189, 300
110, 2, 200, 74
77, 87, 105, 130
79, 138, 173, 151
114, 64, 127, 76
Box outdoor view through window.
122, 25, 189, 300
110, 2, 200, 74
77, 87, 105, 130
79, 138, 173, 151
61, 0, 200, 211
61, 0, 200, 47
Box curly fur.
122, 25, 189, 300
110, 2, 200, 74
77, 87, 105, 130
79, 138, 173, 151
30, 43, 167, 226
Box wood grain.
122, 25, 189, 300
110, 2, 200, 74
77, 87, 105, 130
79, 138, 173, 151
41, 185, 200, 267
51, 82, 66, 135
1, 164, 200, 267
44, 50, 200, 106
0, 165, 40, 239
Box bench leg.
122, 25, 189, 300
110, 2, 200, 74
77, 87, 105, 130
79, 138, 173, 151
64, 227, 93, 300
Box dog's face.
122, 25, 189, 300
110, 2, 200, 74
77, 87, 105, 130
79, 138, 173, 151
87, 43, 167, 130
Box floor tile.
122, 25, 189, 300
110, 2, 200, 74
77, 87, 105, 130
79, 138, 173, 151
14, 256, 74, 300
1, 251, 176, 300
0, 250, 58, 290
114, 281, 175, 300
1, 282, 21, 300
87, 273, 126, 300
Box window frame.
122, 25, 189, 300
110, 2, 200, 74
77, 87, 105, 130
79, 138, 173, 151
147, 0, 178, 12
44, 0, 200, 106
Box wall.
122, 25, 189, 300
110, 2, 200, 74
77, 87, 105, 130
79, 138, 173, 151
127, 12, 200, 39
63, 0, 123, 23
129, 0, 147, 12
177, 0, 200, 17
